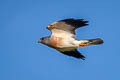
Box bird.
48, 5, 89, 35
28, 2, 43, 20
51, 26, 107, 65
38, 18, 104, 60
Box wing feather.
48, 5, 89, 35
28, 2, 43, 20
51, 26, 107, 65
59, 49, 85, 59
47, 18, 88, 39
59, 18, 88, 29
45, 19, 88, 59
47, 18, 88, 31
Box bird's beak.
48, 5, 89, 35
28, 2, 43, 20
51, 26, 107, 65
46, 26, 50, 30
38, 40, 42, 43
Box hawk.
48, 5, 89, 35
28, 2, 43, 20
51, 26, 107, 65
38, 18, 103, 60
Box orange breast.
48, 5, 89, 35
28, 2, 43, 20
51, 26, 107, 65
49, 36, 64, 48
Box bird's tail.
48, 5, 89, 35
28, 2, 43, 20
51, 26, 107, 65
87, 38, 104, 45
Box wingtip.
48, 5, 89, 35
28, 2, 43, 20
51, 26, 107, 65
77, 55, 86, 60
59, 49, 86, 60
59, 18, 89, 28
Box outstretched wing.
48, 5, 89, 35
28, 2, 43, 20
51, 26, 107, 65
58, 49, 85, 60
47, 18, 88, 39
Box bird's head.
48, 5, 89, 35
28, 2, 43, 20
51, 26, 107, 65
38, 36, 50, 45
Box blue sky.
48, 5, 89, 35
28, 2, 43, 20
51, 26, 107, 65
0, 0, 120, 80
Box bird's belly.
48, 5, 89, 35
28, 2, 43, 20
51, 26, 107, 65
49, 36, 76, 48
49, 36, 65, 48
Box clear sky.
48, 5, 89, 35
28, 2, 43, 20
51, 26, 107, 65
0, 0, 120, 80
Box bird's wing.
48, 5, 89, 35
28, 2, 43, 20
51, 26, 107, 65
47, 18, 88, 39
57, 48, 85, 59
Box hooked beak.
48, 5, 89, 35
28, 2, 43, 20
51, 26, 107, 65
46, 26, 51, 30
38, 39, 42, 43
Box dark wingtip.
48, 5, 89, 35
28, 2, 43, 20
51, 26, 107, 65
59, 18, 89, 28
78, 55, 86, 60
78, 56, 86, 60
60, 49, 86, 60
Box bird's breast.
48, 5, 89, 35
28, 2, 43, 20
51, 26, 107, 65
49, 36, 64, 48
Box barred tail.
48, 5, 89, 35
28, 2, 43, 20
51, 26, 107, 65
88, 38, 104, 45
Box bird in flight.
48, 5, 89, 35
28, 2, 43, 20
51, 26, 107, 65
38, 18, 103, 60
